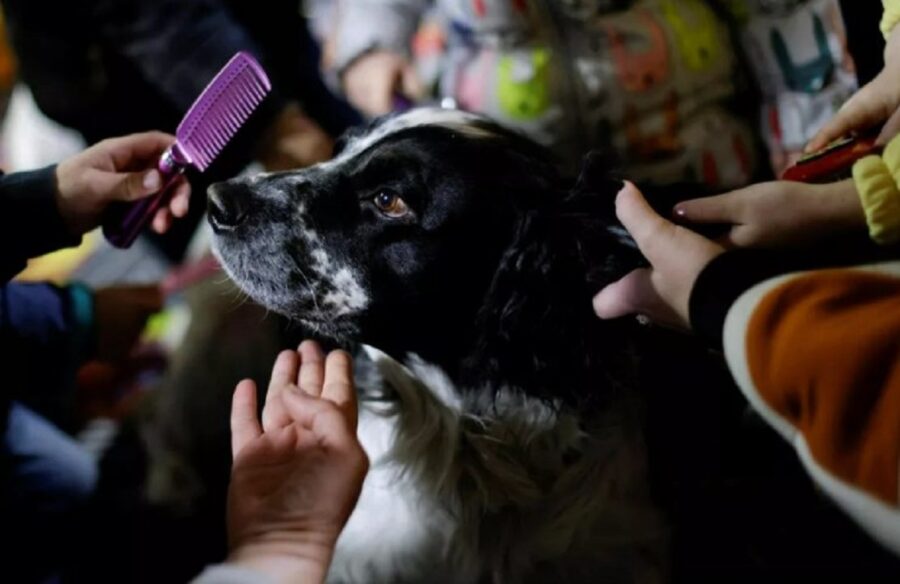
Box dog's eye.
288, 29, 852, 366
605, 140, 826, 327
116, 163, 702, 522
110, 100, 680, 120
373, 191, 410, 218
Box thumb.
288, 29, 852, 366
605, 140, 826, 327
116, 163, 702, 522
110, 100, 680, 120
592, 268, 653, 319
615, 182, 676, 264
231, 380, 262, 460
108, 169, 164, 202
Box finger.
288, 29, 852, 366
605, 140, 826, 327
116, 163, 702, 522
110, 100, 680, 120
280, 388, 357, 449
672, 192, 741, 225
169, 180, 191, 218
592, 268, 653, 320
269, 350, 300, 393
152, 209, 172, 234
263, 350, 299, 431
103, 131, 176, 170
806, 83, 885, 152
322, 350, 357, 429
298, 340, 326, 396
231, 380, 262, 460
615, 182, 677, 263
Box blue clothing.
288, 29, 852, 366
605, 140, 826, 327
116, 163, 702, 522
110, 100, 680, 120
2, 402, 98, 583
3, 402, 98, 511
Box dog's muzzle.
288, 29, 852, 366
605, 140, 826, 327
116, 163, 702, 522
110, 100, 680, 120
208, 181, 251, 232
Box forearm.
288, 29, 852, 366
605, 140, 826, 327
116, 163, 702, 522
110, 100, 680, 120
0, 166, 78, 282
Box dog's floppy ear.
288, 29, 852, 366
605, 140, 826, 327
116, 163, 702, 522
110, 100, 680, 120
461, 193, 640, 406
573, 151, 625, 199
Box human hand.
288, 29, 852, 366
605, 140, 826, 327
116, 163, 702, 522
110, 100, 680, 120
228, 342, 368, 584
807, 26, 900, 151
672, 179, 865, 248
592, 182, 724, 330
93, 285, 163, 363
55, 132, 191, 236
342, 50, 422, 117
257, 103, 334, 171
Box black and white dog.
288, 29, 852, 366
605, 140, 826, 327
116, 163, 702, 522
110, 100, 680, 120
209, 108, 665, 582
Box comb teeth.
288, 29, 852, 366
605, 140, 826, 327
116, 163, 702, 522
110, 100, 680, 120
176, 52, 272, 171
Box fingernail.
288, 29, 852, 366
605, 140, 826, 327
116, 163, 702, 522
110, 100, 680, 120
143, 170, 161, 190
673, 206, 687, 219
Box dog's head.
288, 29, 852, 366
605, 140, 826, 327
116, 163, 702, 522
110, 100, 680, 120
210, 109, 642, 401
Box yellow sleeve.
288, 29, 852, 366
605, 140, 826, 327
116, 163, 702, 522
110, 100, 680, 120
882, 0, 900, 38
852, 135, 900, 245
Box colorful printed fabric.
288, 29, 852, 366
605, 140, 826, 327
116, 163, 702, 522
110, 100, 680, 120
333, 0, 760, 186
733, 0, 858, 173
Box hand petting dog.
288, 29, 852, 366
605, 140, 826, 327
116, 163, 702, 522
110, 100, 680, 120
227, 341, 368, 584
592, 182, 724, 330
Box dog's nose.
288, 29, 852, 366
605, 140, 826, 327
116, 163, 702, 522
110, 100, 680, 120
208, 182, 251, 231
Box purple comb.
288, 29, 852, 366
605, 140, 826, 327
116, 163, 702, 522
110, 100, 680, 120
103, 52, 272, 248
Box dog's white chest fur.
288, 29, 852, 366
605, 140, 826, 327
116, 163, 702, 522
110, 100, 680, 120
327, 347, 664, 584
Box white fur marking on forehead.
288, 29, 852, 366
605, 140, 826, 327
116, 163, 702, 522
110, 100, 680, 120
330, 108, 497, 167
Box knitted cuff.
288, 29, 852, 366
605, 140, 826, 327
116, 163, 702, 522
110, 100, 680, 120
853, 152, 900, 245
881, 0, 900, 38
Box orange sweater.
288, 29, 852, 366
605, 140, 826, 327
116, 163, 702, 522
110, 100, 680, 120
721, 261, 900, 555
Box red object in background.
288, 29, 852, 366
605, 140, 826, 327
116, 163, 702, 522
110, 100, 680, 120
782, 131, 881, 183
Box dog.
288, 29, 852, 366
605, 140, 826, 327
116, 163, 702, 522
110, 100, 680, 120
209, 108, 666, 582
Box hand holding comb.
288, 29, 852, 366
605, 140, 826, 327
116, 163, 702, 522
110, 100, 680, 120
103, 52, 272, 248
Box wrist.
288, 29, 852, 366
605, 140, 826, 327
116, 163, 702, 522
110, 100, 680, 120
229, 538, 336, 584
816, 179, 866, 231
53, 161, 86, 236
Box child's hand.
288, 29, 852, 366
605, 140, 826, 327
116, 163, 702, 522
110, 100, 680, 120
342, 50, 422, 117
257, 103, 334, 171
93, 285, 163, 363
593, 182, 724, 330
808, 26, 900, 151
672, 179, 865, 248
55, 132, 191, 236
227, 342, 368, 584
